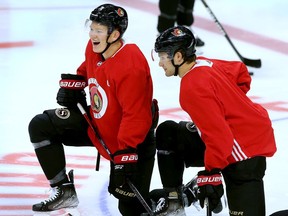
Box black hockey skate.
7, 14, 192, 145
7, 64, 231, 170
182, 176, 200, 210
150, 189, 186, 216
195, 37, 205, 47
32, 170, 79, 212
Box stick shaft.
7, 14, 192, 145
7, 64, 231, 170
77, 103, 154, 215
200, 0, 261, 68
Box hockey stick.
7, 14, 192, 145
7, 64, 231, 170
200, 0, 261, 68
75, 103, 101, 171
77, 103, 154, 216
206, 198, 212, 216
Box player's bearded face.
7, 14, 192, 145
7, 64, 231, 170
88, 22, 109, 53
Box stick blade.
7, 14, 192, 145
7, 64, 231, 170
242, 57, 262, 68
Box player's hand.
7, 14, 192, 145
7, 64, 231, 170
56, 73, 87, 108
197, 169, 224, 211
113, 148, 138, 187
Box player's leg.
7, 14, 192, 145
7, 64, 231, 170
222, 156, 266, 216
177, 0, 195, 26
157, 0, 178, 33
151, 120, 205, 215
156, 120, 185, 187
28, 107, 92, 211
177, 0, 205, 47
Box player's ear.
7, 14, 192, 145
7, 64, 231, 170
109, 30, 121, 43
174, 51, 184, 65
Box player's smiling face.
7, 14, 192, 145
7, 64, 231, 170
89, 22, 109, 53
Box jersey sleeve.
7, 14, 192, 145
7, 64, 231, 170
233, 62, 251, 94
76, 40, 92, 80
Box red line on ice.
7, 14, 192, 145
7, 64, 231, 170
109, 0, 288, 55
1, 1, 288, 54
0, 41, 34, 48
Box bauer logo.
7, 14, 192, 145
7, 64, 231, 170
197, 175, 222, 186
59, 80, 86, 89
115, 188, 136, 198
120, 154, 138, 162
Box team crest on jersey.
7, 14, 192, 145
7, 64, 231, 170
89, 78, 108, 119
55, 108, 70, 119
91, 88, 103, 112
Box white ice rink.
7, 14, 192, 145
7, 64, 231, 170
1, 0, 288, 215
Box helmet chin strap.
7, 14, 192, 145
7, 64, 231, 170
100, 33, 120, 60
172, 59, 185, 76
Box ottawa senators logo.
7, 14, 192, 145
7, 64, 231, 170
88, 78, 108, 119
116, 8, 125, 17
171, 28, 184, 37
91, 86, 103, 112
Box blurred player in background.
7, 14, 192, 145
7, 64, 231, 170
157, 0, 205, 47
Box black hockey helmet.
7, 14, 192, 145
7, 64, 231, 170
89, 4, 128, 37
154, 26, 196, 59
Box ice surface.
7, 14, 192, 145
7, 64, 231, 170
1, 0, 287, 215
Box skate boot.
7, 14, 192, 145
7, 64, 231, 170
150, 188, 186, 216
195, 36, 205, 47
183, 26, 205, 47
32, 170, 79, 212
182, 176, 200, 210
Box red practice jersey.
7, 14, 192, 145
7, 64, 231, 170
180, 57, 276, 170
77, 40, 153, 160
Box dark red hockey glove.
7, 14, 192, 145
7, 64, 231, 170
56, 74, 87, 108
197, 169, 224, 211
113, 148, 138, 187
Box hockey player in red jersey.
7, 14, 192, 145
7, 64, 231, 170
151, 25, 276, 216
28, 4, 158, 216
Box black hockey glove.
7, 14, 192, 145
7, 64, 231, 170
113, 148, 138, 187
197, 169, 224, 211
108, 148, 138, 201
56, 74, 87, 109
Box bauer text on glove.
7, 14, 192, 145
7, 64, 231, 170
56, 73, 87, 108
197, 169, 224, 211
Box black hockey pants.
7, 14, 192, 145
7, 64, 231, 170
29, 107, 156, 216
222, 156, 266, 216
